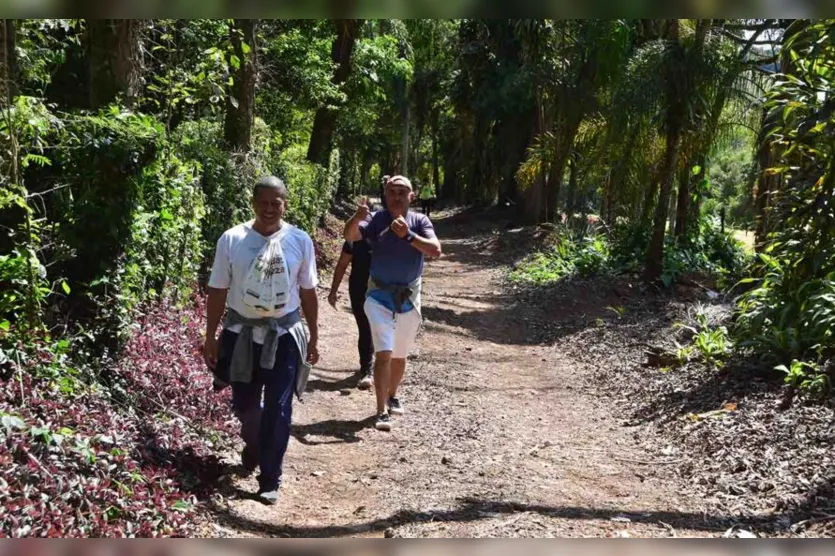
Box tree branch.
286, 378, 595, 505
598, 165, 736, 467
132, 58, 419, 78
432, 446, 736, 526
719, 29, 780, 46
723, 20, 781, 31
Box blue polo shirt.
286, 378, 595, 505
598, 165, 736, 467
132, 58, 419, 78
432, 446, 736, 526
360, 210, 436, 312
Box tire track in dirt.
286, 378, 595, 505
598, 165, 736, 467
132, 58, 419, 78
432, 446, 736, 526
211, 211, 722, 538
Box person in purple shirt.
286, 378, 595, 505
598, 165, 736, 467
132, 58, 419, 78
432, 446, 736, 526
344, 175, 442, 431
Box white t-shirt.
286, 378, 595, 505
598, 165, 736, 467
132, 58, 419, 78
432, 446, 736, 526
208, 220, 318, 343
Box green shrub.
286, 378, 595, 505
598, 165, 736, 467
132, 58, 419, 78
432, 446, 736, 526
675, 307, 733, 368
510, 228, 611, 285
177, 120, 339, 256
575, 236, 610, 277
124, 155, 205, 305
775, 360, 830, 393
272, 144, 339, 232
175, 120, 262, 269
732, 21, 835, 392
512, 219, 748, 289
6, 104, 209, 344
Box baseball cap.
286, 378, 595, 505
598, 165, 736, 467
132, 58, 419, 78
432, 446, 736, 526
385, 175, 413, 191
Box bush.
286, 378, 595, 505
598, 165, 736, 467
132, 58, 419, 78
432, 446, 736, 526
0, 298, 233, 537
575, 236, 610, 277
731, 20, 835, 393
512, 220, 748, 288
177, 120, 339, 262
41, 107, 211, 346
175, 120, 263, 272
272, 144, 339, 232
510, 227, 611, 285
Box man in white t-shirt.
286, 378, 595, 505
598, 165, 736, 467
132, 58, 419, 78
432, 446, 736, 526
204, 176, 319, 506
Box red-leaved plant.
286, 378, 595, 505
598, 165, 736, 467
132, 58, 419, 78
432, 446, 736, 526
0, 296, 235, 537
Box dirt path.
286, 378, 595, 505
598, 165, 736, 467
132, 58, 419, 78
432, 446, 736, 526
210, 211, 722, 538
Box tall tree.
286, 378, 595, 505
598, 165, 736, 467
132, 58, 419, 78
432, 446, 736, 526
223, 19, 258, 151
1, 19, 16, 100
644, 20, 688, 281
86, 19, 144, 108
754, 20, 802, 250
673, 19, 772, 239
307, 19, 363, 165
516, 20, 632, 222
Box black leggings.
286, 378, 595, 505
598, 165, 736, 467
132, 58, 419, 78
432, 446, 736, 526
349, 284, 373, 371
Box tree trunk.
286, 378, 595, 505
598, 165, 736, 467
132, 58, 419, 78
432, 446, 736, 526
522, 92, 546, 223
674, 162, 690, 239
754, 111, 780, 250
431, 109, 441, 198
470, 114, 493, 206
671, 19, 711, 240
0, 20, 8, 103
443, 144, 459, 203
754, 23, 800, 251
1, 19, 16, 100
223, 19, 258, 151
546, 154, 562, 222
87, 19, 144, 108
645, 115, 684, 281
545, 114, 584, 222
641, 172, 660, 225
566, 155, 578, 217
400, 100, 410, 175
359, 150, 372, 195
307, 19, 363, 164
688, 153, 706, 238
645, 19, 684, 282
600, 169, 611, 223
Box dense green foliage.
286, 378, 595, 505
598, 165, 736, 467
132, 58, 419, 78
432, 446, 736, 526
510, 220, 748, 288
1, 17, 834, 536
733, 21, 835, 391
2, 19, 796, 343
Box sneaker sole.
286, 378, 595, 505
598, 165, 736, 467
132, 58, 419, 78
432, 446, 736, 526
258, 494, 278, 506
358, 381, 373, 390
375, 422, 392, 432
389, 407, 404, 416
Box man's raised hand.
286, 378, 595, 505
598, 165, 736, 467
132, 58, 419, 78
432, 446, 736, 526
391, 215, 410, 239
355, 197, 370, 221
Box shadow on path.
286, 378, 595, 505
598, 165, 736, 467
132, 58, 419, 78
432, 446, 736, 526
291, 417, 375, 445
211, 495, 757, 537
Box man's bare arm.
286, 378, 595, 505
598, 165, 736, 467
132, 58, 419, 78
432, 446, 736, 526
329, 252, 352, 307
299, 287, 320, 364
409, 235, 441, 258
204, 287, 228, 368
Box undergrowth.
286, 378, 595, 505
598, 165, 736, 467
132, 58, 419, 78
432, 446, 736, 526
0, 297, 233, 537
510, 219, 748, 288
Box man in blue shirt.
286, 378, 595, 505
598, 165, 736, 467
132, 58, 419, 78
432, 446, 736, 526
344, 175, 442, 431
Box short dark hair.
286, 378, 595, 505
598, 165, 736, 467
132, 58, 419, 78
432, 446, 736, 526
253, 176, 287, 200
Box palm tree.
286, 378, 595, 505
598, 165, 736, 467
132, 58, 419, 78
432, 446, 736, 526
673, 19, 775, 240
644, 19, 711, 282
516, 19, 633, 222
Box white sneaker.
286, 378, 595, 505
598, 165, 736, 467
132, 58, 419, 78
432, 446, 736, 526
258, 489, 279, 505
358, 370, 374, 390
387, 397, 404, 415
375, 412, 392, 431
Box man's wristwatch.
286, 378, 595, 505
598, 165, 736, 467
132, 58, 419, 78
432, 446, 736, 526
405, 230, 416, 243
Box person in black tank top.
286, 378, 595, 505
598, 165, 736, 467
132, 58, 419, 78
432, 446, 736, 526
328, 235, 375, 388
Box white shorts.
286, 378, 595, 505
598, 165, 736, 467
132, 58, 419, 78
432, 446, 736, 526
364, 297, 422, 359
